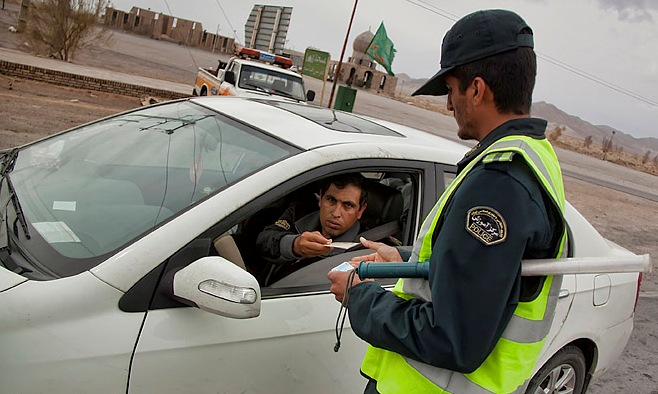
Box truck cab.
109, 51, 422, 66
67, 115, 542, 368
193, 48, 315, 103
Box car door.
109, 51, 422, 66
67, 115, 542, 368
127, 159, 436, 393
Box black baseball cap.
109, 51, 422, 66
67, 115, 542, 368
412, 9, 534, 96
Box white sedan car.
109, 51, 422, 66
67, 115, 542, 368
0, 97, 647, 393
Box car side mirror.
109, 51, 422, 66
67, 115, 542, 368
306, 90, 316, 102
224, 71, 236, 85
173, 257, 261, 319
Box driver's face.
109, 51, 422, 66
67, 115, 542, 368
319, 183, 366, 239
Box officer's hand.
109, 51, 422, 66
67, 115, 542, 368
327, 269, 365, 304
293, 231, 332, 258
348, 237, 402, 264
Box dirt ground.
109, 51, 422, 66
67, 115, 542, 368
0, 75, 142, 146
1, 1, 657, 391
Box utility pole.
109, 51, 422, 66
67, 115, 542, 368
212, 23, 219, 53
18, 0, 31, 33
602, 130, 616, 161
327, 0, 358, 109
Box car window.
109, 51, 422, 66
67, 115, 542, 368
5, 101, 297, 278
223, 170, 422, 294
238, 65, 306, 101
137, 163, 434, 313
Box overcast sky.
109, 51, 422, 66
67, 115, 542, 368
109, 0, 658, 139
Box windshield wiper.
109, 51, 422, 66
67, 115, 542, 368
242, 83, 271, 95
1, 148, 31, 245
131, 114, 212, 135
269, 88, 302, 101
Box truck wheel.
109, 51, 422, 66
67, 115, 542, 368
525, 345, 586, 394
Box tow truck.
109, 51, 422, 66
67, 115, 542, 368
193, 47, 315, 103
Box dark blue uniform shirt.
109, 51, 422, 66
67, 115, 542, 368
348, 118, 563, 373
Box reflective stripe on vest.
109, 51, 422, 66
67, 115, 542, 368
361, 135, 567, 394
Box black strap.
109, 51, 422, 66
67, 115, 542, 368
356, 220, 401, 245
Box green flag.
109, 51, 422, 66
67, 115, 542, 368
366, 22, 396, 76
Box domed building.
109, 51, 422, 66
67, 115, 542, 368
330, 29, 398, 96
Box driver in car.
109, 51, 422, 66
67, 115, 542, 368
256, 173, 368, 271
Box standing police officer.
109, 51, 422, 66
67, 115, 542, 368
328, 9, 568, 394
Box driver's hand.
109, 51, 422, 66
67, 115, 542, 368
348, 237, 402, 264
293, 231, 332, 258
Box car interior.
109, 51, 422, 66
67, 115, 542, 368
211, 171, 417, 290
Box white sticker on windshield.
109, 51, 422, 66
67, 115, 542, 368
33, 222, 81, 243
53, 201, 77, 211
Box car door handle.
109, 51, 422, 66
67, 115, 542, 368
558, 289, 570, 299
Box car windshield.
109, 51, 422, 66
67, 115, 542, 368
238, 65, 306, 101
0, 100, 296, 279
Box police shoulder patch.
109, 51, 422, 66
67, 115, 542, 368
275, 219, 291, 231
465, 206, 507, 246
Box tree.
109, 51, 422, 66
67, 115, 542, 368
25, 0, 111, 61
548, 125, 564, 142
642, 150, 651, 165
602, 130, 616, 160
583, 135, 593, 148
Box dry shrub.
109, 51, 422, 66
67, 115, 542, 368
25, 0, 112, 61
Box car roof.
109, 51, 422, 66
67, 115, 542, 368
192, 97, 468, 156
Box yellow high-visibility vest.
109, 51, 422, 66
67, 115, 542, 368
361, 135, 567, 394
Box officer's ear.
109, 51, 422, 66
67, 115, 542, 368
471, 77, 486, 104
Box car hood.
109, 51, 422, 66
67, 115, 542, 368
0, 267, 27, 291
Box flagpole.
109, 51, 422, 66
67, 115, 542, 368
328, 0, 359, 109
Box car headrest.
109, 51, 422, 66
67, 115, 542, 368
272, 80, 286, 91
361, 181, 404, 229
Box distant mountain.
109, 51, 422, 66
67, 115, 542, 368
398, 73, 658, 156
531, 101, 658, 156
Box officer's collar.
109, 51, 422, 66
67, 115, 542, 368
457, 117, 547, 172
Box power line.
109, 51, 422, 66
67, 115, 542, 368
213, 0, 241, 44
402, 0, 458, 21
537, 53, 658, 108
402, 0, 658, 109
162, 0, 198, 69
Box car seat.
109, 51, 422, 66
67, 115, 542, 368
272, 79, 286, 92
213, 232, 247, 271
359, 181, 404, 243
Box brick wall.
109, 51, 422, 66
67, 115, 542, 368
0, 60, 188, 100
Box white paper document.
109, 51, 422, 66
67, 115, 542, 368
325, 241, 359, 249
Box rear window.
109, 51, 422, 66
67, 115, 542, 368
260, 101, 404, 137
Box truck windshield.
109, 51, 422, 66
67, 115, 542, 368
239, 65, 306, 101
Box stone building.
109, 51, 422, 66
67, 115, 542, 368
330, 29, 398, 96
103, 6, 234, 55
